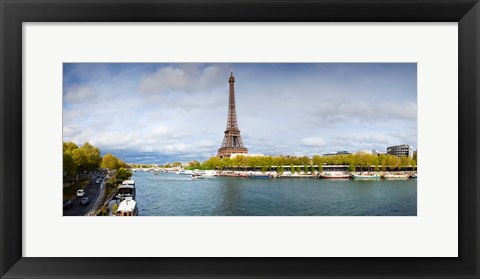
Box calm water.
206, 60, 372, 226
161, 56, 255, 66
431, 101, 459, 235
134, 171, 417, 216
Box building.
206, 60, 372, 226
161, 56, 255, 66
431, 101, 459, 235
217, 71, 248, 158
386, 144, 413, 158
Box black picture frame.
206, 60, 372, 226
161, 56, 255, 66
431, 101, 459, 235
1, 0, 479, 278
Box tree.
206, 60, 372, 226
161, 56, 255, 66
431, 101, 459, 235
299, 156, 310, 165
296, 166, 302, 174
373, 157, 380, 172
379, 155, 387, 171
117, 159, 128, 169
101, 153, 119, 170
348, 162, 356, 172
81, 142, 102, 171
189, 160, 201, 168
115, 167, 132, 181
63, 142, 78, 153
312, 155, 322, 166
400, 156, 412, 171
72, 148, 88, 172
222, 157, 232, 170
63, 151, 76, 176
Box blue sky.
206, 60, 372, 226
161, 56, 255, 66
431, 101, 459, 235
63, 63, 417, 164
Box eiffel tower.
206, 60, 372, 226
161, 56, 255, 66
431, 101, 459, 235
217, 71, 248, 158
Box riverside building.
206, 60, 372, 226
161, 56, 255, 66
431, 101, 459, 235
386, 144, 413, 158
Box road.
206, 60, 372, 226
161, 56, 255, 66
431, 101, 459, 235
63, 172, 106, 216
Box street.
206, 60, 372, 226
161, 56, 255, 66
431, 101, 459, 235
63, 172, 106, 216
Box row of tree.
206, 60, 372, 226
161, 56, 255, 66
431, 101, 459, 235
201, 153, 417, 172
63, 141, 130, 181
63, 142, 102, 176
101, 153, 128, 170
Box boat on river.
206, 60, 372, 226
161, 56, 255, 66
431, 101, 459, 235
115, 197, 137, 216
178, 170, 193, 175
352, 173, 381, 180
116, 180, 136, 200
191, 173, 204, 179
219, 171, 248, 177
248, 172, 271, 178
319, 172, 351, 179
383, 173, 410, 179
203, 170, 218, 177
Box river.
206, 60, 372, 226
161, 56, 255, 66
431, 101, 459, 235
133, 171, 417, 216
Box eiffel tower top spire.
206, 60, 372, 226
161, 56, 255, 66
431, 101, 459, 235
217, 71, 248, 158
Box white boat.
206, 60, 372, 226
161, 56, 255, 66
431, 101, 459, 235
178, 170, 193, 175
191, 173, 204, 179
352, 173, 381, 180
115, 197, 137, 216
383, 173, 410, 179
122, 179, 135, 186
248, 172, 271, 178
201, 170, 218, 177
116, 180, 136, 199
410, 173, 417, 179
319, 172, 351, 179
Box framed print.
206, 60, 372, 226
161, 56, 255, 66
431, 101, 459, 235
1, 0, 479, 278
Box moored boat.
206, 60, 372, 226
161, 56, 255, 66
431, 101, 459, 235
191, 173, 204, 179
352, 173, 381, 180
248, 172, 271, 178
116, 180, 136, 200
383, 173, 410, 179
115, 197, 137, 216
203, 170, 218, 177
219, 171, 248, 177
178, 170, 193, 175
319, 172, 351, 179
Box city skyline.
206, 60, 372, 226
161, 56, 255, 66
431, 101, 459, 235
63, 63, 417, 164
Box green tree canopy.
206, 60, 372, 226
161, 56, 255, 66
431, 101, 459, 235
115, 167, 132, 181
63, 152, 76, 176
101, 153, 119, 170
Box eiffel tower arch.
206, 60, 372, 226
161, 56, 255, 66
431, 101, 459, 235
217, 71, 248, 158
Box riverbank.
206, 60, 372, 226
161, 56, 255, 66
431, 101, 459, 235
138, 168, 417, 180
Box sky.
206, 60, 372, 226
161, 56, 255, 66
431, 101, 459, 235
63, 63, 417, 164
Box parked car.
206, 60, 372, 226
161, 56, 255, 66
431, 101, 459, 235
80, 197, 90, 205
76, 189, 85, 197
63, 200, 73, 209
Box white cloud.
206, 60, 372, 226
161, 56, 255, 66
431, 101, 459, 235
139, 66, 190, 93
64, 86, 94, 103
300, 137, 327, 147
63, 126, 81, 138
312, 100, 417, 124
138, 64, 227, 96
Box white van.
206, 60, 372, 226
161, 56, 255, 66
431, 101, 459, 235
76, 189, 85, 197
